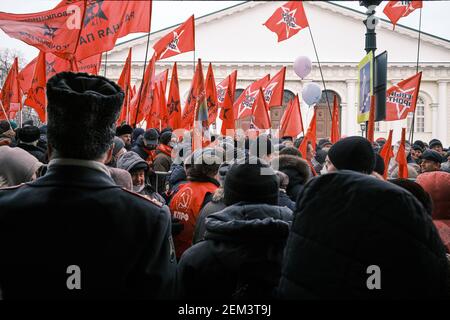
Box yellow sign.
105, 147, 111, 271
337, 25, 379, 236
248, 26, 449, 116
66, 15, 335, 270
357, 51, 373, 123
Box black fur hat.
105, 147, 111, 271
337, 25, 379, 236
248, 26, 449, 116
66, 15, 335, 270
46, 72, 124, 160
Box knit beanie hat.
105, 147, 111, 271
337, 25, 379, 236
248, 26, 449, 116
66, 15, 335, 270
224, 157, 279, 206
328, 136, 375, 174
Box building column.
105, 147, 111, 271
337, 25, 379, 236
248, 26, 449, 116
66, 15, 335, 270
340, 102, 347, 135
346, 80, 357, 136
438, 81, 448, 145
430, 103, 439, 141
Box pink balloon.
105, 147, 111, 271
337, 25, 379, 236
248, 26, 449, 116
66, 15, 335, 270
293, 56, 312, 79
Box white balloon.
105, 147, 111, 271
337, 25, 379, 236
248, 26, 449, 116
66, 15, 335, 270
302, 83, 322, 106
293, 56, 312, 79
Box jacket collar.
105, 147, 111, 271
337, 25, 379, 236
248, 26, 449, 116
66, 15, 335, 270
32, 159, 117, 189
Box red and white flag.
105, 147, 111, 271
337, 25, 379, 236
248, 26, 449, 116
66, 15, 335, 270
217, 70, 237, 110
263, 1, 309, 42
153, 15, 195, 61
385, 72, 422, 121
234, 74, 270, 119
264, 66, 286, 108
383, 1, 422, 28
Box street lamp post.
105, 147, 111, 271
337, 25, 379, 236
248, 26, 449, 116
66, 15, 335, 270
359, 1, 382, 138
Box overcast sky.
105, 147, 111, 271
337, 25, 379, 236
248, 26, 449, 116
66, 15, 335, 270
0, 1, 449, 63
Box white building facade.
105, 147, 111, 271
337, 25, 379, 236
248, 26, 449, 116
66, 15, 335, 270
104, 1, 450, 146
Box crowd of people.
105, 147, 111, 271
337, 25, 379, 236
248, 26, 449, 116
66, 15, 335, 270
0, 72, 449, 299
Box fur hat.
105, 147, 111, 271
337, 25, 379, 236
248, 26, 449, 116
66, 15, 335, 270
116, 124, 133, 136
46, 72, 124, 160
17, 125, 40, 143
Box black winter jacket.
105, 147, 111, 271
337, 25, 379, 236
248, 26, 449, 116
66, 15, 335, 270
277, 171, 449, 299
0, 165, 176, 299
16, 143, 47, 163
178, 203, 293, 300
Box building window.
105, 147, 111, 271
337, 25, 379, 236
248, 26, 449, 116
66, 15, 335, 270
283, 90, 295, 107
375, 122, 380, 132
234, 89, 244, 102
407, 96, 425, 133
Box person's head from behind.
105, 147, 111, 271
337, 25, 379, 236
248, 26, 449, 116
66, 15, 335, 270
0, 146, 43, 187
327, 136, 375, 174
46, 72, 124, 162
420, 150, 442, 173
223, 157, 279, 206
17, 125, 41, 146
249, 135, 274, 163
279, 146, 301, 157
389, 178, 433, 216
184, 147, 223, 181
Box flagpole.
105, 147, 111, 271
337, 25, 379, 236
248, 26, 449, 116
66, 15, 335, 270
103, 51, 108, 77
0, 100, 10, 124
307, 26, 332, 118
134, 4, 153, 128
409, 8, 422, 144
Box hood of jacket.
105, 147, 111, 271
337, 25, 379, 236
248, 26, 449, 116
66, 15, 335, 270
203, 203, 293, 271
116, 151, 148, 172
0, 146, 43, 187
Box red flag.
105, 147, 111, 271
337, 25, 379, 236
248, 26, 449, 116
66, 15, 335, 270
153, 15, 195, 61
192, 60, 209, 152
19, 52, 101, 94
379, 129, 394, 179
0, 57, 21, 120
220, 76, 235, 136
159, 81, 168, 129
252, 88, 271, 130
264, 66, 286, 108
146, 85, 160, 130
263, 1, 309, 42
383, 1, 422, 28
154, 68, 169, 91
217, 70, 237, 110
299, 108, 317, 158
330, 94, 340, 143
234, 74, 270, 119
367, 95, 375, 143
25, 51, 47, 122
396, 128, 408, 179
205, 63, 218, 125
0, 1, 86, 59
385, 72, 422, 121
181, 58, 205, 129
167, 62, 182, 129
280, 94, 303, 138
130, 54, 156, 125
74, 0, 152, 60
116, 47, 132, 125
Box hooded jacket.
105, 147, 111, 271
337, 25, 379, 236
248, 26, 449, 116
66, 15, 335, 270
276, 155, 311, 202
0, 146, 43, 187
16, 143, 47, 164
178, 203, 293, 300
278, 171, 449, 299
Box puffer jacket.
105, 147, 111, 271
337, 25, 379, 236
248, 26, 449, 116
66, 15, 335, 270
178, 203, 293, 300
277, 170, 449, 299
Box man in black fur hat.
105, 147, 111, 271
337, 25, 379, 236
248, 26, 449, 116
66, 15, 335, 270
116, 124, 133, 151
16, 125, 47, 163
0, 72, 176, 299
